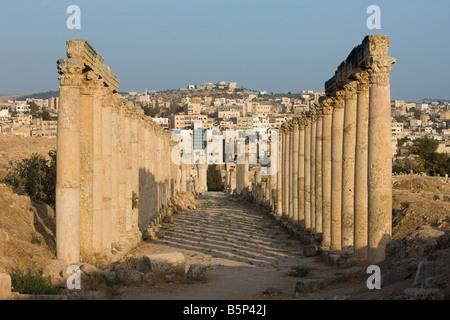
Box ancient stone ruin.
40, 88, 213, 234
54, 35, 395, 267
242, 35, 395, 264
56, 40, 185, 264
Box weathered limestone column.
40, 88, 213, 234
354, 71, 370, 260
130, 109, 141, 236
109, 101, 120, 247
125, 105, 133, 236
244, 142, 250, 190
289, 124, 294, 221
101, 89, 113, 252
79, 72, 95, 258
56, 58, 84, 263
367, 47, 396, 264
277, 130, 283, 216
304, 117, 311, 231
330, 91, 345, 252
117, 103, 127, 242
92, 79, 104, 253
292, 119, 299, 223
315, 107, 323, 237
341, 81, 358, 257
310, 112, 317, 234
321, 99, 333, 250
283, 126, 290, 219
297, 117, 306, 228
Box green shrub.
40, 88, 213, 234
285, 265, 312, 278
3, 151, 56, 207
30, 233, 42, 245
132, 191, 139, 210
207, 164, 224, 191
10, 267, 60, 295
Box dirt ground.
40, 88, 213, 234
0, 134, 56, 180
392, 174, 450, 239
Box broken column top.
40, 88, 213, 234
325, 35, 395, 96
65, 39, 120, 92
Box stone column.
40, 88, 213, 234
321, 100, 333, 250
109, 102, 120, 247
331, 91, 345, 253
304, 118, 311, 231
310, 113, 316, 234
354, 71, 370, 260
101, 89, 113, 252
125, 106, 133, 235
292, 120, 299, 223
341, 81, 358, 257
56, 58, 83, 263
283, 126, 290, 219
92, 79, 104, 254
277, 130, 283, 216
79, 72, 95, 258
367, 54, 396, 264
117, 103, 127, 242
289, 125, 294, 221
130, 110, 141, 236
297, 118, 306, 228
315, 107, 323, 237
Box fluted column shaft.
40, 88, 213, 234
341, 82, 358, 257
331, 93, 345, 252
354, 72, 370, 260
368, 56, 395, 264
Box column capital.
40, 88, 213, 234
80, 71, 98, 95
321, 98, 334, 115
367, 56, 396, 87
332, 90, 346, 109
57, 58, 84, 87
354, 71, 370, 92
314, 102, 324, 119
344, 81, 358, 100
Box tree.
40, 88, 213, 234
207, 164, 224, 192
413, 109, 421, 120
28, 101, 39, 115
142, 104, 160, 117
41, 110, 51, 121
410, 138, 439, 160
410, 138, 449, 176
4, 151, 57, 207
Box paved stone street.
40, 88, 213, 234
120, 192, 339, 300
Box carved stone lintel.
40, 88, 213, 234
57, 58, 84, 87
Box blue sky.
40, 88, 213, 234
0, 0, 449, 101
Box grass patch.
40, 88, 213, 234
285, 265, 312, 278
95, 274, 123, 300
10, 267, 60, 295
30, 233, 42, 245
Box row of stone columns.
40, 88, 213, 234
274, 35, 395, 264
56, 40, 178, 264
